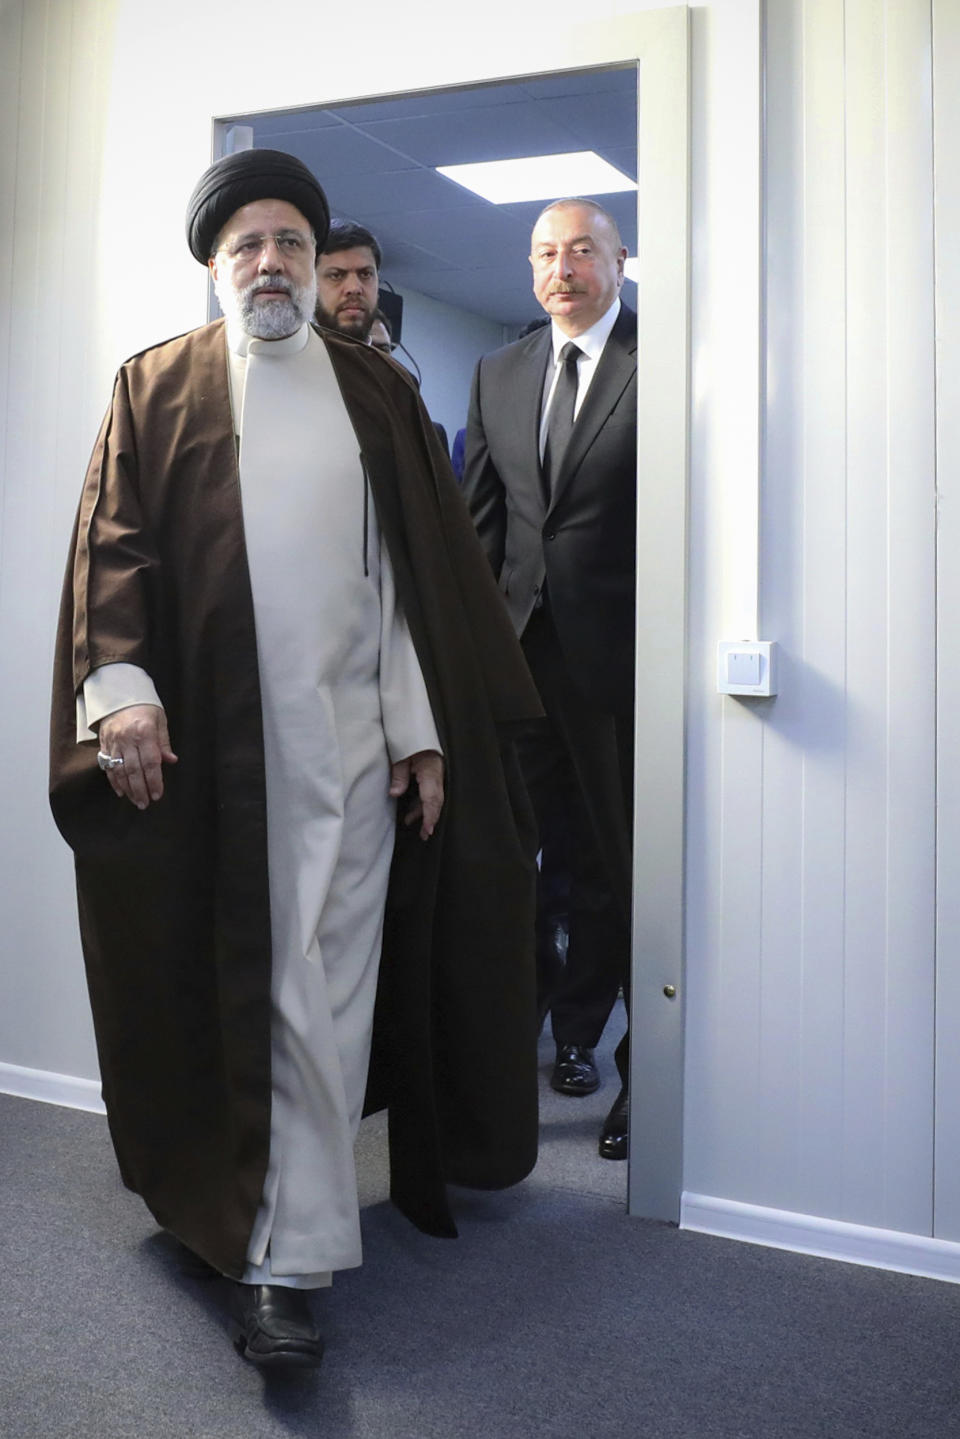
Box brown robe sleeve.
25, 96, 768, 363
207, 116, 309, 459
69, 367, 162, 691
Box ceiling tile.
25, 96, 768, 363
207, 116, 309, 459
539, 91, 639, 151
355, 102, 582, 168
373, 236, 460, 276
323, 166, 469, 218
386, 202, 531, 268
266, 125, 418, 178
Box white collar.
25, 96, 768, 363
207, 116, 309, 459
550, 296, 621, 364
225, 319, 311, 358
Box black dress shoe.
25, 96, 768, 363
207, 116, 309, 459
598, 1085, 628, 1160
550, 1043, 600, 1096
229, 1284, 324, 1368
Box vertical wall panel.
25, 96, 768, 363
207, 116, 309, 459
682, 0, 766, 1201
839, 0, 934, 1229
933, 0, 960, 1240
839, 0, 895, 1224
0, 0, 119, 1078
876, 0, 936, 1228
0, 2, 24, 533
792, 0, 850, 1221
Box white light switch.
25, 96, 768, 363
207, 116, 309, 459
717, 641, 778, 697
727, 651, 760, 685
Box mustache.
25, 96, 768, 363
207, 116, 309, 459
549, 284, 586, 296
247, 275, 295, 299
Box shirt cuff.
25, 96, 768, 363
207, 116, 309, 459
380, 650, 442, 764
77, 663, 162, 742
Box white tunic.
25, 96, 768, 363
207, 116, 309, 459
83, 322, 440, 1286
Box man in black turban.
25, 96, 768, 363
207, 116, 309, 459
185, 147, 331, 264
50, 149, 541, 1369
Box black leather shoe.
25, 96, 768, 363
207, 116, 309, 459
229, 1284, 325, 1368
598, 1085, 628, 1160
550, 1043, 600, 1096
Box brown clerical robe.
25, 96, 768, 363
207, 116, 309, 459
49, 318, 542, 1279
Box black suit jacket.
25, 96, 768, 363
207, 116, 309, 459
463, 303, 637, 715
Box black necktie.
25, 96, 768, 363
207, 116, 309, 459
542, 342, 582, 500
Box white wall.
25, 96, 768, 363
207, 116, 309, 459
10, 0, 952, 1268
387, 288, 507, 451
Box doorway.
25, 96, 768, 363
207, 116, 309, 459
213, 15, 690, 1220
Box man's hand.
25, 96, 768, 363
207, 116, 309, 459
97, 704, 178, 810
389, 749, 444, 840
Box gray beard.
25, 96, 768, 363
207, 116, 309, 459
217, 272, 318, 340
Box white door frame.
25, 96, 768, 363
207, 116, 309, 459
624, 7, 689, 1220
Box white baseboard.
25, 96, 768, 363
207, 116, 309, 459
681, 1191, 960, 1285
0, 1062, 105, 1115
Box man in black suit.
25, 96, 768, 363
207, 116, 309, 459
463, 198, 635, 1160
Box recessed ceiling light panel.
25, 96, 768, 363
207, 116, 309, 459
436, 151, 637, 205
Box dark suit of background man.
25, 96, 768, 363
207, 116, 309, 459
463, 198, 636, 1161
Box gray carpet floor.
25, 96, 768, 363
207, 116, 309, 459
2, 1008, 959, 1439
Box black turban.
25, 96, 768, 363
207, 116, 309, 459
185, 148, 330, 264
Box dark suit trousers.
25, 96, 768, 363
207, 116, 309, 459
519, 602, 633, 1083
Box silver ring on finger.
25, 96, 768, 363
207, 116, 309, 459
97, 751, 125, 772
